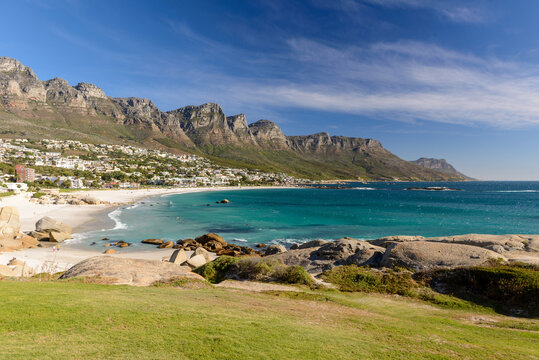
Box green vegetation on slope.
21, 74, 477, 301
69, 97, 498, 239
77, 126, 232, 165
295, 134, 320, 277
0, 279, 537, 359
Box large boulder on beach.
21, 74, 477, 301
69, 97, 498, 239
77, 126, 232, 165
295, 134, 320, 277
33, 217, 72, 242
187, 254, 207, 268
59, 256, 204, 286
194, 247, 212, 262
195, 233, 227, 246
380, 241, 505, 272
267, 238, 385, 274
169, 249, 187, 264
81, 195, 101, 205
49, 231, 72, 243
36, 216, 72, 234
0, 207, 20, 239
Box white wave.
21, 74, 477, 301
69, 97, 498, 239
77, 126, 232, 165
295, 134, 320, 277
233, 238, 248, 242
352, 187, 376, 190
108, 209, 127, 230
64, 232, 86, 244
494, 190, 539, 193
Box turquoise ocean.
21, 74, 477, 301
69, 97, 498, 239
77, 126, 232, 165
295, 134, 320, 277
73, 182, 539, 250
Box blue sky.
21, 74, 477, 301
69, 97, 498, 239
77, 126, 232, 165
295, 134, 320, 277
1, 0, 539, 180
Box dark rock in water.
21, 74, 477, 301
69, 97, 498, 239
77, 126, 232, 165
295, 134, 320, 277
405, 187, 462, 191
256, 243, 267, 248
220, 199, 230, 204
265, 244, 287, 255
158, 241, 174, 248
141, 238, 164, 245
90, 242, 96, 246
290, 243, 300, 250
216, 201, 220, 204
266, 238, 384, 275
195, 233, 227, 246
102, 237, 109, 241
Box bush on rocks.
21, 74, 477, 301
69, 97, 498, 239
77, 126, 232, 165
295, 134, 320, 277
195, 256, 314, 286
418, 262, 539, 317
321, 265, 418, 295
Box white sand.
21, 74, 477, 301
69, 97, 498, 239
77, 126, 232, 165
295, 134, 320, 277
0, 186, 284, 273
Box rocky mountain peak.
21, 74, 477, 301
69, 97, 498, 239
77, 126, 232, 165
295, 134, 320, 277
226, 113, 248, 131
0, 57, 38, 79
248, 120, 289, 149
74, 82, 107, 99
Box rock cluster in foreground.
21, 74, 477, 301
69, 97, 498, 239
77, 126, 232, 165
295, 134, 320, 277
267, 234, 538, 274
59, 256, 204, 286
0, 207, 40, 252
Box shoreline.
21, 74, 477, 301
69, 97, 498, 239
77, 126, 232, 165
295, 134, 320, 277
0, 186, 293, 272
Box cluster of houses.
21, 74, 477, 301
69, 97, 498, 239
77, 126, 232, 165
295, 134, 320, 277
0, 138, 309, 193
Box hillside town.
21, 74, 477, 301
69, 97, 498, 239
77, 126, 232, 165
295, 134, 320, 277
0, 138, 309, 193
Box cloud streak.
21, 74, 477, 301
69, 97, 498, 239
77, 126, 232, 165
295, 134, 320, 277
196, 39, 539, 129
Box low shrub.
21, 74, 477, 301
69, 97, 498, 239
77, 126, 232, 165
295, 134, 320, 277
419, 263, 539, 317
321, 265, 418, 295
195, 256, 314, 286
32, 192, 46, 199
194, 256, 239, 283
152, 276, 209, 289
273, 265, 314, 286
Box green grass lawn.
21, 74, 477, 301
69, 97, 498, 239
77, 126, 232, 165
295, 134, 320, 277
0, 279, 537, 359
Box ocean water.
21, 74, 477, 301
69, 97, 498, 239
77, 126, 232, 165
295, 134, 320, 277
73, 182, 539, 249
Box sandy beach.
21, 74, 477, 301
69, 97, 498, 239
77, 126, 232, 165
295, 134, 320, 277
0, 186, 263, 273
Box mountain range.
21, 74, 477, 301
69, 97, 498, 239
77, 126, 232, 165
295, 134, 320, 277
0, 57, 469, 181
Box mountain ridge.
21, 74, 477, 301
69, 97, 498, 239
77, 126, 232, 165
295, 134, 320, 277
411, 158, 472, 180
0, 56, 468, 181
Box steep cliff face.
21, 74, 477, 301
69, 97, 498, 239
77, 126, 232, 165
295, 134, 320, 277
288, 132, 382, 153
248, 120, 289, 149
167, 103, 240, 146
226, 113, 258, 145
0, 56, 469, 180
0, 57, 46, 107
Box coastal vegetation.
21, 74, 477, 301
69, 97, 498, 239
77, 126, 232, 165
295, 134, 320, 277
195, 256, 314, 286
0, 277, 537, 359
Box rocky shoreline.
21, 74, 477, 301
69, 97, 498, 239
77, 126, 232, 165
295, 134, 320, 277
1, 202, 538, 287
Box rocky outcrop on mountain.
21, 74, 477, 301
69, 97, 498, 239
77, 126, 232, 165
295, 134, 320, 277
167, 103, 239, 146
248, 120, 290, 149
226, 113, 258, 145
0, 56, 470, 180
74, 82, 107, 99
0, 57, 46, 107
288, 133, 382, 153
411, 158, 472, 179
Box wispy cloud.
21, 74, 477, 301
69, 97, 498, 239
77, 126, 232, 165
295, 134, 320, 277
189, 39, 539, 129
360, 0, 487, 23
